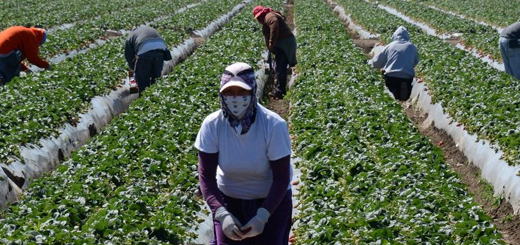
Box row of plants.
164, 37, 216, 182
39, 0, 202, 58
416, 0, 520, 28
371, 0, 501, 60
0, 0, 243, 167
1, 0, 151, 30
290, 0, 504, 243
334, 0, 520, 168
0, 0, 281, 243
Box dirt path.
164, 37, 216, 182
266, 1, 520, 244
265, 0, 293, 120
403, 103, 520, 244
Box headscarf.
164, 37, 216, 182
219, 62, 257, 134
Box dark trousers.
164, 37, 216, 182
274, 47, 289, 97
0, 51, 23, 85
211, 189, 293, 245
134, 49, 164, 95
384, 75, 413, 101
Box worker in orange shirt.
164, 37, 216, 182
0, 26, 51, 85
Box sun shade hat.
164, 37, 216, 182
220, 62, 256, 93
252, 5, 264, 19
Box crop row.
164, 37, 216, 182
372, 0, 501, 61
334, 0, 520, 212
0, 0, 243, 170
335, 0, 520, 187
1, 0, 150, 30
0, 0, 281, 243
415, 0, 520, 28
290, 0, 504, 244
39, 0, 201, 58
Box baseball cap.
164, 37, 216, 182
252, 5, 264, 19
219, 62, 256, 93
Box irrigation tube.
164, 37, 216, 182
0, 0, 253, 211
329, 0, 520, 214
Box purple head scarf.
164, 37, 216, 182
219, 62, 257, 134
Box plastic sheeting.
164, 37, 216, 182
0, 0, 255, 211
0, 168, 22, 210
162, 39, 197, 75
370, 0, 504, 71
255, 50, 270, 99
190, 204, 214, 245
328, 0, 379, 40
411, 81, 520, 214
11, 86, 139, 191
368, 42, 520, 213
0, 82, 139, 208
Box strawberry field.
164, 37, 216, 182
0, 0, 519, 244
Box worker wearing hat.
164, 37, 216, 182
195, 62, 293, 244
253, 5, 297, 100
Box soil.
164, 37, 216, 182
335, 4, 520, 244
270, 0, 520, 244
265, 1, 294, 121
403, 103, 520, 244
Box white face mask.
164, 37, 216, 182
223, 95, 251, 119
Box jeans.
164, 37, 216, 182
0, 50, 23, 85
134, 49, 164, 95
499, 37, 520, 80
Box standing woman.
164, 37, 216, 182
253, 5, 297, 100
195, 62, 293, 244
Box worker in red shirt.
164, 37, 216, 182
0, 26, 51, 85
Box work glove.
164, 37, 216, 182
214, 206, 244, 241
241, 208, 270, 239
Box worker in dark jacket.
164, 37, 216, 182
499, 22, 520, 80
124, 25, 172, 95
0, 26, 50, 85
253, 5, 297, 100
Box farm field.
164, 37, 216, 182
0, 0, 519, 244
